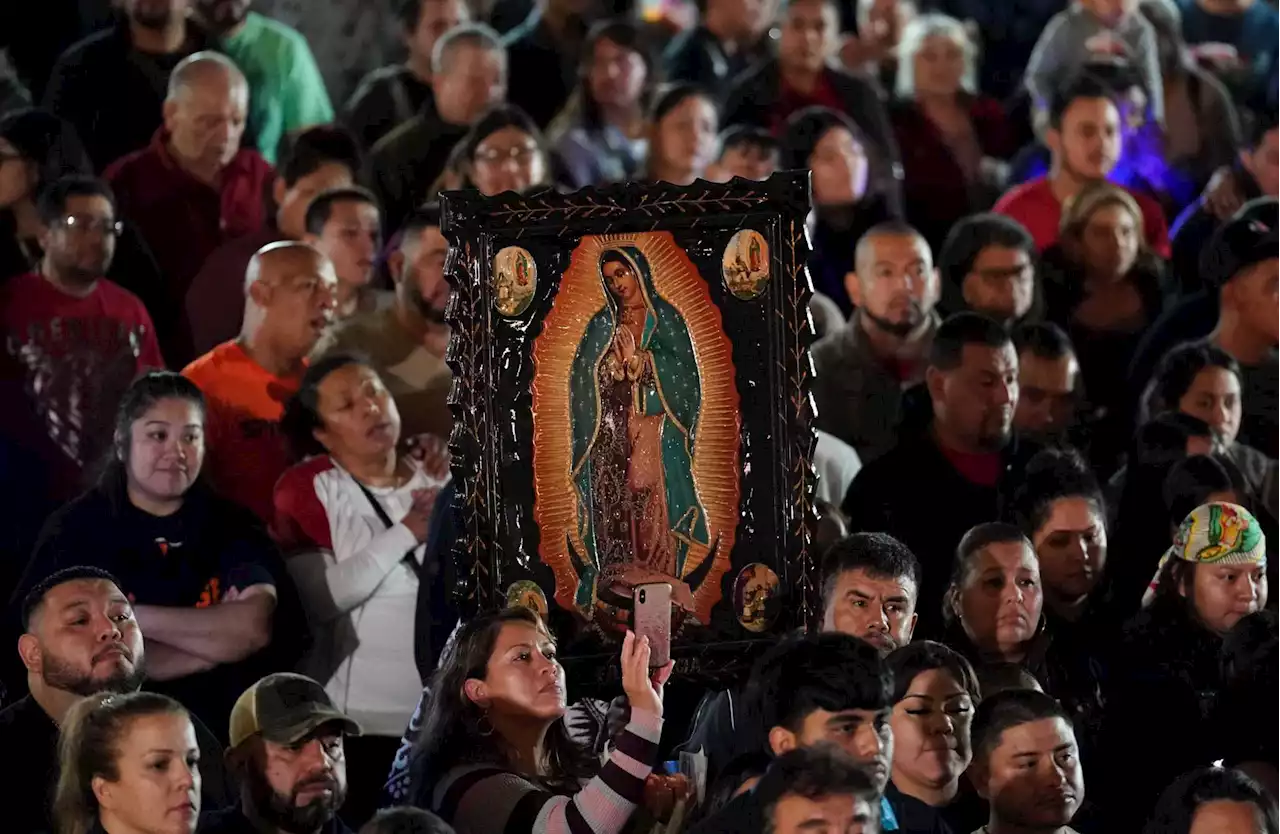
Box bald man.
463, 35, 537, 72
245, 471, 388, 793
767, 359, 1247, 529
183, 242, 337, 522
106, 50, 275, 366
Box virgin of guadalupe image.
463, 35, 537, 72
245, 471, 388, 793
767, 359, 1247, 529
568, 246, 710, 613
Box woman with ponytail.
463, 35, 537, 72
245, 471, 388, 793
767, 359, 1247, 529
54, 691, 200, 834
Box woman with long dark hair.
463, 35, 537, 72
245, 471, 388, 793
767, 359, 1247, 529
15, 371, 297, 740
548, 20, 655, 190
53, 691, 200, 834
409, 607, 671, 834
781, 106, 898, 316
1105, 502, 1269, 827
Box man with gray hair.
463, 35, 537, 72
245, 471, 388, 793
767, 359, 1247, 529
106, 50, 274, 366
182, 241, 337, 522
367, 22, 507, 231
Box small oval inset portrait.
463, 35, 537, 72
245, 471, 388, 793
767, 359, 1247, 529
506, 579, 549, 620
722, 229, 770, 301
493, 246, 537, 317
733, 563, 780, 633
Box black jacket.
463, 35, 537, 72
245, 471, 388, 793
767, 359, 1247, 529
503, 13, 583, 129
842, 430, 1042, 638
42, 18, 211, 171
1170, 164, 1264, 296
0, 694, 232, 834
1100, 601, 1224, 827
365, 96, 470, 234
663, 27, 768, 103
722, 59, 902, 211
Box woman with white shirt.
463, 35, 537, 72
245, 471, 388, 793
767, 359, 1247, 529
273, 352, 449, 825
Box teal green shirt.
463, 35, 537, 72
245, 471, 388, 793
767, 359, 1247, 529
221, 11, 334, 164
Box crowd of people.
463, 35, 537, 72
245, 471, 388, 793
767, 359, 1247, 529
0, 0, 1278, 832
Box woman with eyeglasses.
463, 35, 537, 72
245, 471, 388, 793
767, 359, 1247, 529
435, 104, 555, 198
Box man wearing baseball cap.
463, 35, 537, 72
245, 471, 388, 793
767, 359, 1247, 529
1198, 198, 1280, 456
202, 672, 363, 834
1130, 198, 1279, 455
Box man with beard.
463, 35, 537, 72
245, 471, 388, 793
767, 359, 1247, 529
842, 313, 1040, 638
191, 0, 333, 165
0, 566, 231, 833
315, 203, 453, 440
43, 0, 212, 170
811, 221, 940, 464
203, 672, 361, 834
0, 176, 163, 504
994, 73, 1170, 257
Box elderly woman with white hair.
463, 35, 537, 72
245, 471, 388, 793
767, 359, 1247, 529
888, 13, 1017, 249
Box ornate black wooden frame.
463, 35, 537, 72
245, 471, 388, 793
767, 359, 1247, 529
441, 173, 818, 691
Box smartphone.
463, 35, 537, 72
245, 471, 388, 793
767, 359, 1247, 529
632, 582, 672, 669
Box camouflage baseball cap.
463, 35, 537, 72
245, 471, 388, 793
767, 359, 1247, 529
228, 673, 362, 749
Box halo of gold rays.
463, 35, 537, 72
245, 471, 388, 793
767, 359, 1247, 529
530, 231, 742, 624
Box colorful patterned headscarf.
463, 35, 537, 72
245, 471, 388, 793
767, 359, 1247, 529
1142, 502, 1267, 608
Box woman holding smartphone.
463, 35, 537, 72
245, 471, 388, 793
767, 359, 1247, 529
409, 607, 673, 834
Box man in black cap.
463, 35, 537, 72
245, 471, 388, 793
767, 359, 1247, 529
1131, 198, 1279, 455
203, 672, 363, 834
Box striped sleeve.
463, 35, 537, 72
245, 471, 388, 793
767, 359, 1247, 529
443, 708, 663, 834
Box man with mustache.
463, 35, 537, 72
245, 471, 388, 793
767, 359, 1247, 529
811, 221, 941, 465
315, 203, 454, 440
0, 566, 231, 834
993, 72, 1170, 257
843, 313, 1041, 639
968, 689, 1086, 834
204, 672, 362, 834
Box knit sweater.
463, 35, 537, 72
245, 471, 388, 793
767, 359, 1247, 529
430, 708, 664, 834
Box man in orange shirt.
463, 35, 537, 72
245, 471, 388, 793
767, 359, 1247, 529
183, 242, 338, 522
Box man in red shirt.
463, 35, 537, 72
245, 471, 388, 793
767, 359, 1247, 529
183, 241, 338, 523
994, 73, 1170, 257
0, 176, 164, 503
106, 50, 274, 366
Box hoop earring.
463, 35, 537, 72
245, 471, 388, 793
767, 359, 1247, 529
476, 710, 494, 738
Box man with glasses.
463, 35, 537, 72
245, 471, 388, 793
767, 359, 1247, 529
938, 213, 1040, 326
0, 175, 163, 504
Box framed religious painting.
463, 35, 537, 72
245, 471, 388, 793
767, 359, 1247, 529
441, 173, 818, 690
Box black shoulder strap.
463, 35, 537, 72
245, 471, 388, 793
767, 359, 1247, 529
354, 480, 425, 581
